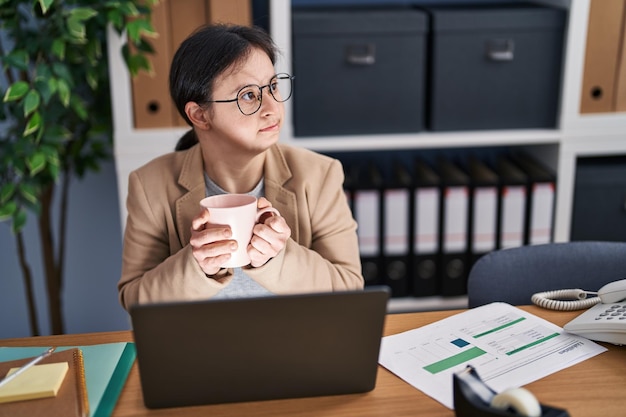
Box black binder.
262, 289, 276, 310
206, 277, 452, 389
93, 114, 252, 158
412, 158, 441, 297
494, 156, 528, 249
436, 156, 470, 297
382, 160, 412, 297
467, 157, 499, 267
342, 161, 355, 215
509, 152, 556, 245
352, 160, 384, 286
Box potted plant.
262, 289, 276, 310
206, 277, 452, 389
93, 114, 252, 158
0, 0, 156, 335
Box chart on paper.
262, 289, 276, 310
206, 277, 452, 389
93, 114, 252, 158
378, 303, 606, 409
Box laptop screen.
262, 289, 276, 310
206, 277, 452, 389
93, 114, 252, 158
130, 287, 390, 409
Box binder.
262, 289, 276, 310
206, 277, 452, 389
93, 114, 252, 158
580, 0, 626, 113
131, 0, 176, 128
382, 160, 412, 297
412, 158, 441, 297
342, 161, 355, 215
168, 0, 208, 127
0, 342, 136, 417
616, 5, 626, 111
0, 348, 89, 417
436, 157, 470, 297
352, 160, 384, 286
509, 153, 556, 245
467, 157, 499, 267
495, 156, 528, 249
206, 0, 253, 26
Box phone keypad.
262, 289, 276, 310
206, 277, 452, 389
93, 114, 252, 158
594, 304, 626, 321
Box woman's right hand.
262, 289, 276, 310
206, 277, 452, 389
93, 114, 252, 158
190, 208, 237, 276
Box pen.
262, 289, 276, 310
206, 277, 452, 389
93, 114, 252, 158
0, 347, 57, 389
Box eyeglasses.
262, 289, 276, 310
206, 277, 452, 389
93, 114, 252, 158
207, 73, 294, 116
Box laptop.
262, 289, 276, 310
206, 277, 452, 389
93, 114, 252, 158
129, 286, 390, 409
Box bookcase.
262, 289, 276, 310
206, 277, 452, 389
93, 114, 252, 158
107, 0, 626, 311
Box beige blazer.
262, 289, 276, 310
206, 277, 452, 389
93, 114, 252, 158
118, 143, 364, 310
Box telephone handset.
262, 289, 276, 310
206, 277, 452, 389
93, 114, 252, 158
531, 279, 626, 345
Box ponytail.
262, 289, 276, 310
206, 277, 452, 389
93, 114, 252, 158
175, 129, 198, 151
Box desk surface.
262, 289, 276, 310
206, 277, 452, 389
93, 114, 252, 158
1, 306, 624, 417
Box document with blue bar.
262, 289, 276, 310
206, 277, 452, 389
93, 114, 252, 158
378, 302, 606, 409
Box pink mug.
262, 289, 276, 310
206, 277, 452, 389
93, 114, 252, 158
200, 194, 280, 268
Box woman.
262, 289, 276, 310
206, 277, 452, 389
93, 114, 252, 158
118, 24, 364, 310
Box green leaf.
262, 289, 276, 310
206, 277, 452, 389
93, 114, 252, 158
119, 1, 140, 17
19, 183, 38, 204
23, 90, 41, 118
57, 79, 70, 107
27, 152, 47, 176
85, 38, 103, 66
67, 17, 86, 40
126, 18, 156, 44
133, 38, 156, 54
42, 125, 71, 145
35, 63, 53, 79
69, 7, 98, 21
2, 50, 29, 71
126, 53, 151, 77
23, 111, 42, 136
0, 201, 17, 221
12, 208, 27, 234
52, 38, 66, 60
34, 79, 52, 104
70, 95, 88, 121
37, 0, 54, 15
106, 9, 124, 30
86, 69, 98, 90
47, 160, 60, 179
42, 145, 61, 168
48, 77, 58, 95
0, 183, 16, 204
3, 81, 29, 102
52, 63, 73, 85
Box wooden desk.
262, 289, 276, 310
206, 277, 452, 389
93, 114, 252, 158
1, 306, 624, 416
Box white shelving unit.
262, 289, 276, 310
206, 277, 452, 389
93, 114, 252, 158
108, 0, 626, 312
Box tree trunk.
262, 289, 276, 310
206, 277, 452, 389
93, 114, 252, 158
16, 231, 40, 336
39, 184, 64, 334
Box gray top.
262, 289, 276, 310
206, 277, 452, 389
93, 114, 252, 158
204, 173, 273, 299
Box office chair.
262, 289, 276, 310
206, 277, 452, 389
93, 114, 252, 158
467, 241, 626, 308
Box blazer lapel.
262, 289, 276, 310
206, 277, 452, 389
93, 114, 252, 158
264, 145, 298, 242
176, 145, 206, 247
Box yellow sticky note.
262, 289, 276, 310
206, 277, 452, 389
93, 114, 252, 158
0, 362, 69, 404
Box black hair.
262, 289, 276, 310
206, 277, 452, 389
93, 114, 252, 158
170, 24, 278, 151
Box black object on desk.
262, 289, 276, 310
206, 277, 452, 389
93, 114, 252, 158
453, 365, 570, 417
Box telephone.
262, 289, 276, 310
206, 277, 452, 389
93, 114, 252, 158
531, 279, 626, 345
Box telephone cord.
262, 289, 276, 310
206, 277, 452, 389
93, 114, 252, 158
531, 289, 601, 311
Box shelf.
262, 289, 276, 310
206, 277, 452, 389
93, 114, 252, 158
280, 129, 561, 153
107, 0, 626, 312
388, 296, 468, 314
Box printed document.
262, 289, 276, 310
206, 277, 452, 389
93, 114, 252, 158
378, 302, 607, 408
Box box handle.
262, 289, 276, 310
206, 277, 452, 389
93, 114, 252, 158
345, 44, 376, 66
486, 39, 514, 61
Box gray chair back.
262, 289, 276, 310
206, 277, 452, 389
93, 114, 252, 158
467, 241, 626, 308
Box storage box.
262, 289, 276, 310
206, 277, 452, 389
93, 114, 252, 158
292, 8, 428, 137
425, 4, 566, 131
571, 155, 626, 242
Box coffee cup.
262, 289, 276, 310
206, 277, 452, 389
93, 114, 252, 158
199, 194, 280, 268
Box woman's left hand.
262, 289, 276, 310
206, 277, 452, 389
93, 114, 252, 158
248, 197, 291, 267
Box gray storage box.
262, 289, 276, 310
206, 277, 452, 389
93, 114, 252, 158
292, 8, 428, 137
425, 4, 566, 131
571, 156, 626, 242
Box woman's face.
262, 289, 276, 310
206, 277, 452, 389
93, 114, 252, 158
204, 47, 283, 156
